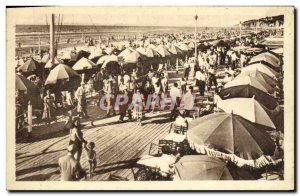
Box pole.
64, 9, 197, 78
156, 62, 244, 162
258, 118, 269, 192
27, 101, 32, 133
98, 35, 101, 48
194, 15, 198, 60
38, 35, 41, 55
107, 33, 110, 46
239, 21, 242, 42
50, 14, 55, 67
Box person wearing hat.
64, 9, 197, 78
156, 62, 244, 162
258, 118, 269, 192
58, 145, 82, 181
75, 82, 89, 119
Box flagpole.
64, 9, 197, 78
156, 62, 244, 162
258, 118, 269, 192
194, 15, 198, 61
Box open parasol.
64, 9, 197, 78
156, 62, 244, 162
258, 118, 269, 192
224, 75, 275, 94
241, 63, 279, 79
17, 58, 39, 73
72, 57, 97, 71
45, 64, 80, 91
16, 73, 43, 109
219, 84, 278, 110
174, 155, 256, 180
187, 113, 276, 160
216, 96, 276, 129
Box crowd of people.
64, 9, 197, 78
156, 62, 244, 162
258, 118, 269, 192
15, 27, 284, 180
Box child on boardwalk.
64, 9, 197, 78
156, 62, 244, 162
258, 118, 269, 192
84, 142, 97, 177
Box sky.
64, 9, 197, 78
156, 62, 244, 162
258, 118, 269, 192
8, 7, 286, 27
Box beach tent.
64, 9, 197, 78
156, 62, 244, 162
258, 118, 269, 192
187, 113, 275, 160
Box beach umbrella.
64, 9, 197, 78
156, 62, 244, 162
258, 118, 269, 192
271, 47, 283, 56
187, 113, 275, 160
245, 47, 264, 54
224, 75, 274, 94
188, 42, 196, 49
44, 57, 63, 69
174, 155, 255, 180
168, 44, 184, 55
155, 44, 171, 57
237, 70, 278, 87
17, 58, 39, 73
104, 47, 117, 55
219, 85, 278, 110
136, 46, 146, 55
124, 50, 144, 64
248, 53, 280, 71
216, 97, 276, 129
176, 43, 191, 51
216, 40, 229, 48
14, 58, 24, 68
69, 50, 90, 63
118, 48, 133, 58
88, 48, 103, 60
45, 64, 80, 91
59, 50, 72, 60
145, 47, 161, 58
41, 53, 50, 64
198, 43, 209, 52
16, 73, 43, 109
97, 54, 118, 65
72, 57, 97, 71
232, 46, 249, 52
241, 63, 279, 79
16, 73, 37, 92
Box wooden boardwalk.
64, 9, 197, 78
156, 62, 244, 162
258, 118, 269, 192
15, 65, 211, 181
16, 110, 173, 181
16, 68, 187, 181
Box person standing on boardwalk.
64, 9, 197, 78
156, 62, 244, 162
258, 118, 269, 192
183, 60, 190, 80
42, 89, 56, 124
169, 82, 181, 121
58, 145, 82, 181
132, 88, 145, 126
69, 117, 87, 162
182, 86, 194, 118
194, 69, 207, 96
75, 82, 88, 119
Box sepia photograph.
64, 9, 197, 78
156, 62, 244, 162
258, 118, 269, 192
6, 6, 294, 190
